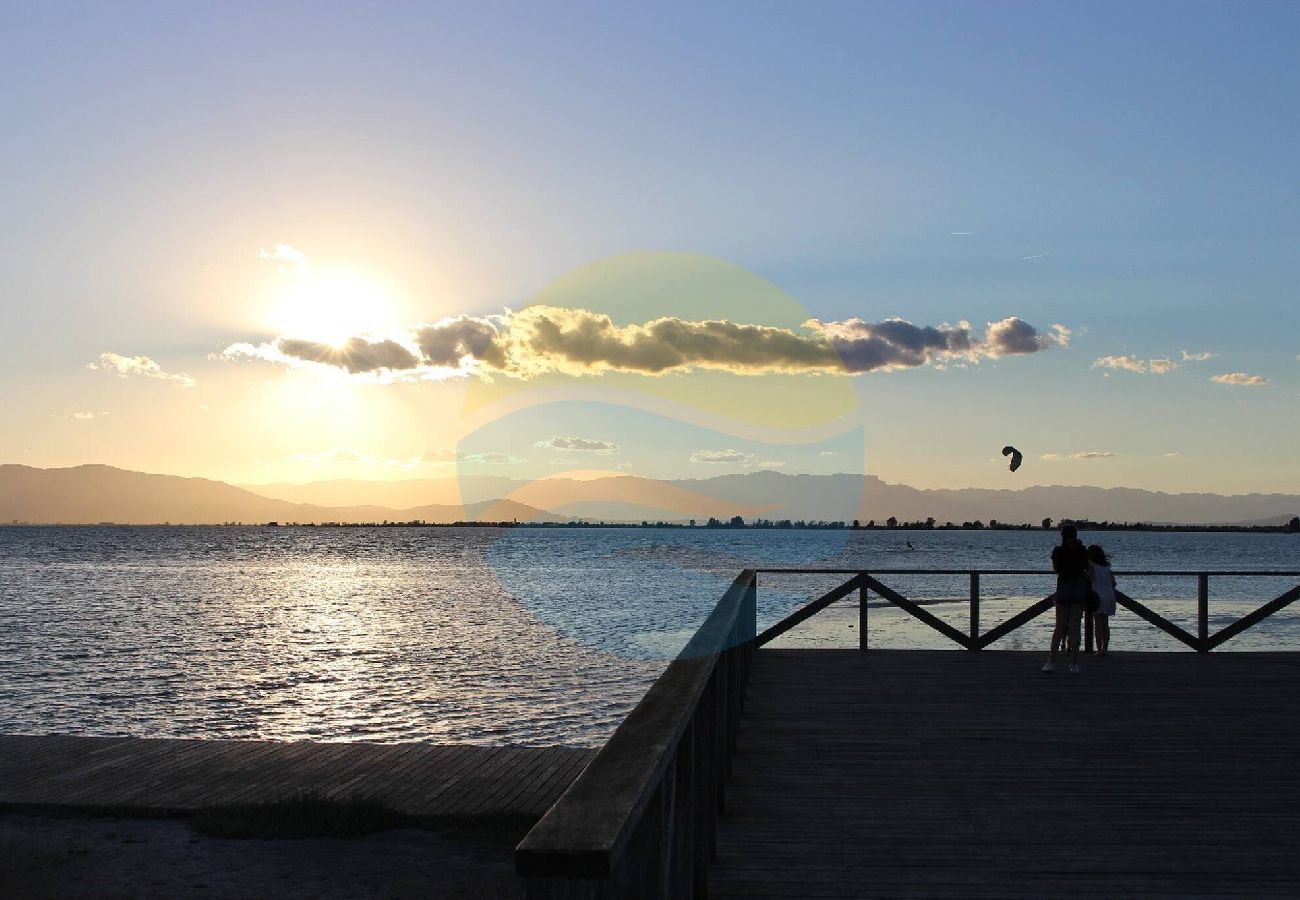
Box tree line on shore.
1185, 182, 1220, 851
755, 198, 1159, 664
42, 514, 1292, 532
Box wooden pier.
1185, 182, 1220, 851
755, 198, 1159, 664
0, 735, 595, 819
517, 568, 1300, 898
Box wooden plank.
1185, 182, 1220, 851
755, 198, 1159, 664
0, 735, 593, 819
709, 649, 1300, 898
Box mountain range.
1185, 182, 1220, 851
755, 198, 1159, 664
2, 464, 1298, 526
0, 465, 560, 525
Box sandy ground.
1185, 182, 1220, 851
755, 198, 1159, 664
0, 812, 520, 899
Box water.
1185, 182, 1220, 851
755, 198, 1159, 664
1, 526, 1297, 746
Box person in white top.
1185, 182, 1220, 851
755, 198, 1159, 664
1087, 544, 1118, 656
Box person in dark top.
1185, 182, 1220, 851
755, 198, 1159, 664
1042, 523, 1090, 673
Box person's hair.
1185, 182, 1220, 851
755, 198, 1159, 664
1059, 523, 1078, 542
1088, 544, 1110, 567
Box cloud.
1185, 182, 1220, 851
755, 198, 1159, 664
413, 316, 506, 369
819, 450, 838, 457
1211, 372, 1269, 387
1041, 451, 1118, 461
88, 352, 196, 388
1093, 355, 1179, 375
1181, 350, 1216, 362
691, 449, 751, 464
68, 411, 108, 420
277, 337, 420, 374
1021, 252, 1054, 261
293, 447, 523, 469
260, 243, 310, 276
949, 231, 977, 236
1093, 355, 1147, 374
534, 435, 620, 453
419, 448, 462, 464
689, 449, 786, 468
983, 318, 1068, 355
416, 448, 525, 465
1163, 452, 1182, 458
461, 451, 525, 464
292, 449, 365, 463
225, 306, 1067, 381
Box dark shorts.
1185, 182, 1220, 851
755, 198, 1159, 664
1053, 579, 1089, 608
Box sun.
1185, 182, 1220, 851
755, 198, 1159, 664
269, 265, 402, 346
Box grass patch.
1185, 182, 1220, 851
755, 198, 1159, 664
190, 793, 411, 839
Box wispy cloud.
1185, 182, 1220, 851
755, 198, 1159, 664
1092, 355, 1178, 375
1041, 450, 1118, 461
689, 449, 785, 468
461, 451, 525, 464
88, 352, 195, 388
291, 449, 365, 464
949, 231, 977, 236
691, 449, 750, 464
260, 243, 310, 276
1180, 350, 1216, 362
224, 307, 1069, 382
1210, 372, 1269, 387
419, 448, 526, 465
534, 435, 620, 453
294, 447, 526, 468
1021, 252, 1054, 261
67, 411, 109, 420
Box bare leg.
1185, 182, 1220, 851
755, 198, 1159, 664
1068, 605, 1083, 667
1095, 614, 1109, 654
1049, 602, 1067, 664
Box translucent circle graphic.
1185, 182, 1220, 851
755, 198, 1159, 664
454, 252, 869, 660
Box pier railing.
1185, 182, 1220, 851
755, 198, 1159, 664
515, 567, 1297, 897
516, 569, 757, 899
755, 568, 1300, 653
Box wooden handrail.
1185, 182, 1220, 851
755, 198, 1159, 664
516, 569, 757, 898
755, 574, 862, 646
754, 569, 1300, 653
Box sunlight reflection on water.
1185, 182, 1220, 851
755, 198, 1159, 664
0, 526, 1295, 746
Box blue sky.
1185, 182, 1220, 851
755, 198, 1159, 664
1, 1, 1296, 492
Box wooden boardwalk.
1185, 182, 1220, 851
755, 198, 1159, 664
0, 735, 595, 818
710, 649, 1300, 898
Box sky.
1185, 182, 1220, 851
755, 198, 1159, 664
2, 1, 1297, 494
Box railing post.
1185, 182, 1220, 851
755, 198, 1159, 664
1198, 574, 1209, 652
968, 572, 980, 650
859, 575, 868, 652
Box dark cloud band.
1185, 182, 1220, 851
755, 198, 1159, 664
225, 307, 1067, 379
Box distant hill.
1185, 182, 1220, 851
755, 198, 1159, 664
241, 470, 1300, 526
0, 465, 562, 525
6, 465, 1298, 526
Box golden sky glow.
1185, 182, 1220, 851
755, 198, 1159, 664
4, 4, 1299, 495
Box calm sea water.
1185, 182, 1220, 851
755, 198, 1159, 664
1, 526, 1297, 746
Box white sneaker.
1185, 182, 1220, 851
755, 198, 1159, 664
1041, 661, 1055, 673
1069, 664, 1082, 674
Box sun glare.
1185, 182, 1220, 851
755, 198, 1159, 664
269, 266, 402, 346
